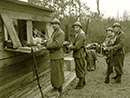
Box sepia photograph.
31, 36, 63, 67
0, 0, 130, 98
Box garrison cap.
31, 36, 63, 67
51, 18, 61, 25
72, 21, 82, 28
112, 22, 121, 28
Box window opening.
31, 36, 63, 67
1, 13, 52, 53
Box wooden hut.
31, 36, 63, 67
0, 0, 76, 98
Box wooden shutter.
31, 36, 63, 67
1, 12, 22, 48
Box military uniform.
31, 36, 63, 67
102, 28, 115, 75
72, 29, 86, 77
111, 31, 125, 82
86, 49, 97, 71
47, 18, 65, 93
103, 27, 116, 84
69, 22, 86, 89
104, 23, 126, 84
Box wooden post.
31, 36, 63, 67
85, 18, 89, 35
4, 25, 8, 41
46, 23, 53, 39
26, 20, 33, 45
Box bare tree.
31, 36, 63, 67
27, 0, 90, 21
96, 0, 100, 16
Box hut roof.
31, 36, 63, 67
3, 0, 53, 12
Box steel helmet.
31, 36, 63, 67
51, 18, 61, 25
112, 22, 121, 28
106, 27, 113, 32
72, 21, 82, 28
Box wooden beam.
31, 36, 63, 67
4, 25, 8, 41
0, 1, 53, 15
0, 9, 52, 22
46, 23, 53, 38
1, 12, 22, 48
4, 46, 47, 54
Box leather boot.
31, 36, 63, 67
58, 86, 63, 94
75, 78, 84, 89
111, 75, 118, 79
83, 77, 86, 85
115, 75, 121, 83
104, 74, 110, 84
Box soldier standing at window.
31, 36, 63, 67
68, 21, 86, 89
46, 18, 65, 94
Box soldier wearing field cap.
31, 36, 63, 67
104, 22, 126, 83
46, 18, 65, 94
68, 21, 86, 89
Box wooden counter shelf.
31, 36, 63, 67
4, 46, 47, 53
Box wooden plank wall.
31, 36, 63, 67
0, 1, 52, 22
0, 17, 50, 98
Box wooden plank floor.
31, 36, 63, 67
8, 70, 76, 98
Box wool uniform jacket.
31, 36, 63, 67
47, 28, 65, 60
86, 49, 97, 65
112, 31, 126, 55
71, 29, 86, 58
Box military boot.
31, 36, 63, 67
58, 86, 63, 94
83, 77, 86, 85
104, 74, 110, 84
75, 78, 84, 89
111, 75, 118, 79
115, 75, 121, 83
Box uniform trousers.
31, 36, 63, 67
50, 59, 64, 89
74, 57, 86, 85
112, 54, 124, 76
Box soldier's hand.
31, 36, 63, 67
41, 40, 47, 46
105, 46, 113, 51
67, 44, 74, 50
63, 41, 70, 47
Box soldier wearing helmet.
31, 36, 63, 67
51, 18, 61, 25
112, 22, 121, 28
104, 22, 126, 84
102, 27, 115, 84
103, 27, 114, 47
68, 21, 86, 89
72, 21, 82, 28
106, 27, 113, 37
46, 18, 65, 94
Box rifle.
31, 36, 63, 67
104, 49, 113, 84
31, 48, 45, 98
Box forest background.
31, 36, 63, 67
25, 0, 130, 53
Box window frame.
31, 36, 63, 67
0, 10, 52, 53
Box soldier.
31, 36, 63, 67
102, 27, 115, 84
85, 48, 97, 71
104, 22, 126, 84
68, 21, 86, 89
102, 27, 114, 47
46, 18, 65, 94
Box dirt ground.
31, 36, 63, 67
61, 54, 130, 98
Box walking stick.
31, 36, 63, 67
31, 48, 45, 98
